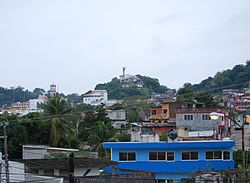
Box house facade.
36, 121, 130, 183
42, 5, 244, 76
82, 90, 108, 106
175, 107, 224, 131
150, 102, 178, 123
103, 140, 235, 182
106, 109, 127, 129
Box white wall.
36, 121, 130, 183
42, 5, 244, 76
0, 160, 25, 182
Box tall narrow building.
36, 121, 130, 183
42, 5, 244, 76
49, 84, 57, 97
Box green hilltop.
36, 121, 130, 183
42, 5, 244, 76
95, 75, 170, 99
191, 60, 250, 93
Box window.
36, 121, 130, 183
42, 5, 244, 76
119, 152, 136, 161
167, 152, 175, 161
202, 114, 211, 120
149, 152, 166, 161
184, 115, 193, 120
152, 110, 156, 115
149, 152, 175, 161
214, 151, 222, 159
205, 151, 213, 160
182, 152, 198, 160
223, 151, 230, 160
205, 151, 222, 160
163, 109, 168, 114
158, 152, 166, 160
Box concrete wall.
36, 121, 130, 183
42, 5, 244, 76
23, 146, 48, 159
1, 161, 25, 182
176, 113, 220, 131
107, 110, 126, 120
107, 110, 127, 129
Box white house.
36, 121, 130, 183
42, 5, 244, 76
28, 95, 48, 112
82, 90, 108, 106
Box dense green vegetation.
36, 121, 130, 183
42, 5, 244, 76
95, 75, 169, 99
0, 86, 84, 107
192, 60, 250, 92
0, 96, 115, 159
176, 83, 217, 107
0, 86, 43, 107
176, 60, 250, 106
1, 61, 249, 107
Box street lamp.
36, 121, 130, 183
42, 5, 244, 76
210, 112, 246, 180
209, 112, 224, 120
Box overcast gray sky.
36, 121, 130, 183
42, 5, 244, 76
0, 0, 250, 94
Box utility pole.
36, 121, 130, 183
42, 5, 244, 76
0, 121, 9, 183
242, 124, 246, 183
69, 152, 75, 183
0, 155, 2, 183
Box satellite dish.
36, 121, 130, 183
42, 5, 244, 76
168, 129, 178, 141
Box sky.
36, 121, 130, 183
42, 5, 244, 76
0, 0, 250, 94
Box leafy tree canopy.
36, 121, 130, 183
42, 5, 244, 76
95, 75, 170, 99
177, 83, 217, 107
192, 60, 250, 92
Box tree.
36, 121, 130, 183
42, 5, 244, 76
78, 105, 111, 141
43, 94, 78, 147
21, 112, 50, 145
177, 83, 217, 107
66, 93, 82, 104
88, 121, 116, 156
95, 75, 170, 99
0, 113, 27, 159
124, 97, 150, 122
33, 88, 45, 96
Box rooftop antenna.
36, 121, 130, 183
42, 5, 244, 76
122, 67, 126, 76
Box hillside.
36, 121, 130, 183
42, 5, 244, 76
95, 75, 170, 99
0, 87, 82, 107
191, 60, 250, 93
0, 87, 43, 107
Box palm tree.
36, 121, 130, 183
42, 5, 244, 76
43, 94, 77, 147
88, 121, 116, 156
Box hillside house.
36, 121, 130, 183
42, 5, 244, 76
150, 102, 179, 123
82, 90, 108, 106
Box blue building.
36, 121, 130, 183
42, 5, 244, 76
103, 140, 235, 182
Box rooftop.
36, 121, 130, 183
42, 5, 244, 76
103, 140, 235, 149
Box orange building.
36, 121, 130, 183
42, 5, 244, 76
150, 102, 179, 123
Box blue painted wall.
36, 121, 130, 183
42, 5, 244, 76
103, 141, 235, 182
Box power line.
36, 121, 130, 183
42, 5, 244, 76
0, 111, 82, 124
